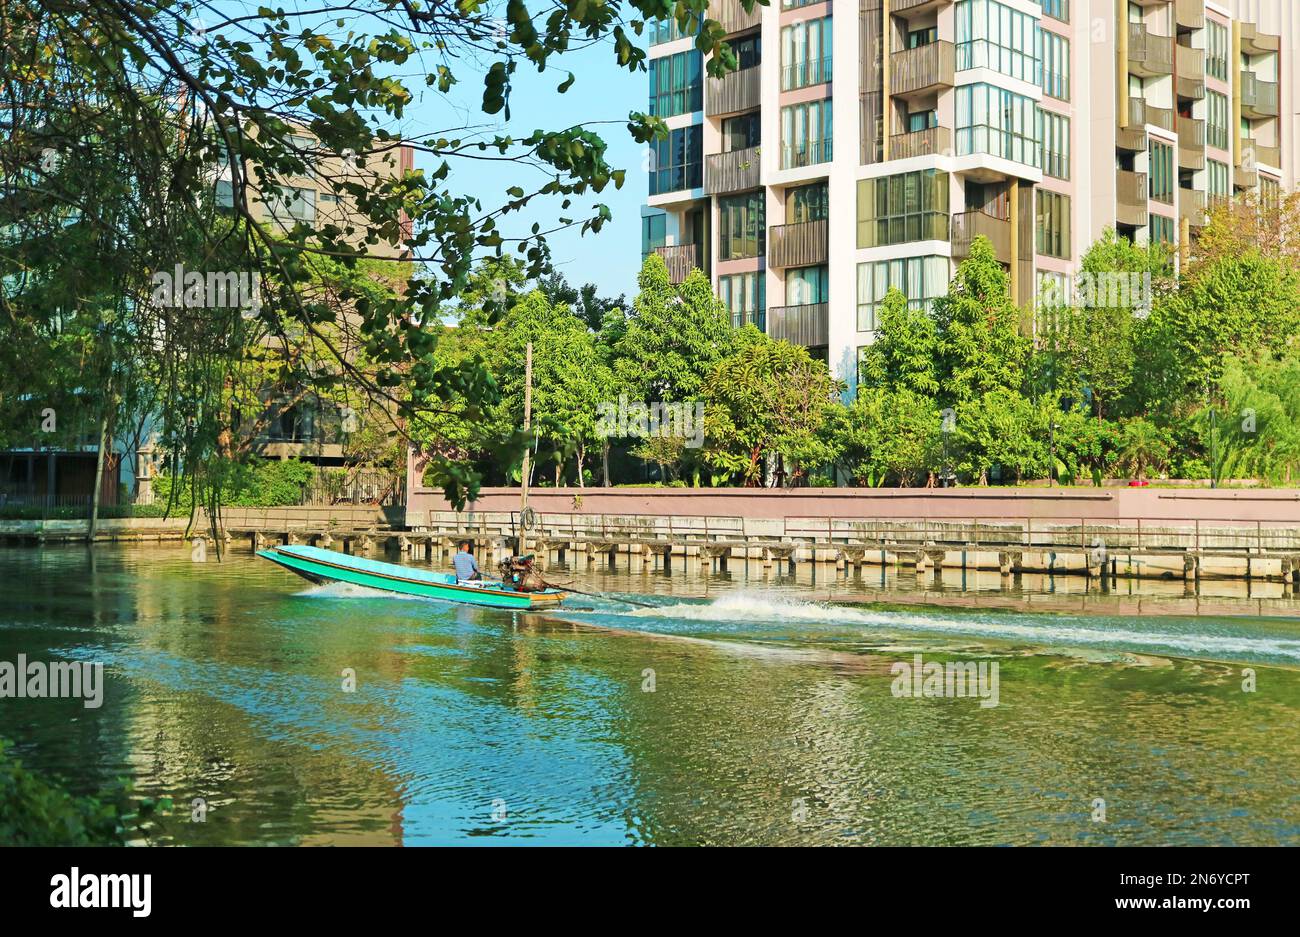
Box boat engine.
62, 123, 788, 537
498, 555, 547, 593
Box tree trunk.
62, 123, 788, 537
576, 444, 585, 488
602, 440, 610, 487
87, 407, 110, 543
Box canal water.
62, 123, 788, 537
1, 543, 1298, 845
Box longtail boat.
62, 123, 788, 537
257, 544, 567, 609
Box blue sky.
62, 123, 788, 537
395, 33, 649, 301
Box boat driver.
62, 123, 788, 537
453, 540, 483, 582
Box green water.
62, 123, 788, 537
1, 544, 1298, 845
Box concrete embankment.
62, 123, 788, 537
403, 486, 1300, 584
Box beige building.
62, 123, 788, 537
218, 130, 416, 469
641, 0, 1291, 389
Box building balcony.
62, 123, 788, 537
1117, 170, 1148, 227
890, 0, 953, 13
1175, 0, 1204, 30
889, 126, 952, 160
652, 243, 702, 284
1117, 104, 1147, 152
1175, 47, 1204, 99
1129, 98, 1174, 132
781, 138, 833, 170
767, 219, 828, 269
1177, 116, 1204, 171
1245, 141, 1281, 169
1234, 165, 1259, 190
705, 146, 761, 195
1240, 22, 1280, 56
706, 65, 761, 117
1179, 187, 1206, 228
782, 56, 833, 91
1240, 73, 1279, 120
950, 211, 1011, 264
767, 301, 829, 348
711, 0, 761, 35
1128, 23, 1173, 79
890, 41, 954, 98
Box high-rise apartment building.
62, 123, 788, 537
641, 0, 1291, 388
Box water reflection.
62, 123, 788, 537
0, 544, 1297, 845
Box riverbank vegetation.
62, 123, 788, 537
0, 738, 167, 845
416, 195, 1300, 489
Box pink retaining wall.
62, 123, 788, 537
406, 481, 1300, 528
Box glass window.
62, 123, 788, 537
1035, 190, 1070, 259
269, 185, 316, 223
1206, 21, 1228, 81
908, 27, 937, 48
1149, 140, 1174, 204
1206, 91, 1229, 150
907, 109, 939, 133
1207, 159, 1230, 197
856, 170, 950, 248
780, 99, 833, 168
786, 182, 828, 224
649, 125, 703, 195
722, 113, 761, 152
1041, 0, 1069, 22
956, 83, 1041, 168
718, 192, 765, 260
648, 50, 703, 117
1261, 175, 1281, 212
718, 272, 766, 331
1036, 270, 1068, 309
641, 213, 667, 256
855, 256, 949, 332
785, 266, 829, 306
781, 16, 833, 90
1039, 109, 1070, 180
648, 17, 688, 46
955, 0, 1042, 86
729, 33, 762, 71
215, 179, 234, 209
1148, 213, 1175, 246
1041, 29, 1069, 101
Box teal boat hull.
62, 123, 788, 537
257, 544, 566, 610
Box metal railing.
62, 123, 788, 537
780, 138, 832, 170
766, 301, 829, 348
781, 55, 833, 91
889, 126, 951, 160
950, 210, 1010, 263
421, 511, 1300, 558
767, 218, 829, 268
706, 65, 761, 117
890, 41, 954, 96
652, 243, 701, 283
705, 146, 761, 195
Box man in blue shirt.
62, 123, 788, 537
452, 540, 482, 581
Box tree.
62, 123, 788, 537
857, 288, 939, 396
952, 389, 1044, 485
840, 387, 942, 487
932, 237, 1030, 406
1, 0, 754, 519
1115, 418, 1172, 481
703, 339, 843, 487
614, 256, 740, 404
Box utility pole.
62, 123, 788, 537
519, 341, 533, 556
